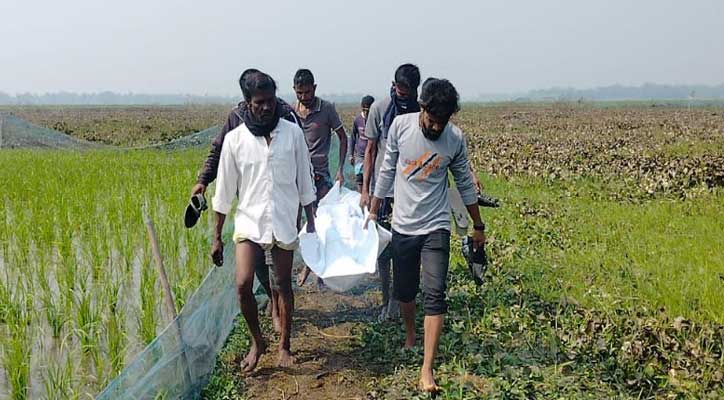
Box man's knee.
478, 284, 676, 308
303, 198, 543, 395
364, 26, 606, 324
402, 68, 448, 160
274, 273, 293, 295
393, 281, 418, 303
236, 280, 255, 301
422, 286, 447, 315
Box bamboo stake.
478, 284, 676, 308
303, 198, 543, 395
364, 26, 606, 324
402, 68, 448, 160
143, 207, 194, 388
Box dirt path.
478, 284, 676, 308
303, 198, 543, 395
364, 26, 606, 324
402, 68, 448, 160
242, 280, 382, 400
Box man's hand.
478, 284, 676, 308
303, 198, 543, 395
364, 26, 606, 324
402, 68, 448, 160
191, 183, 207, 196
306, 221, 316, 234
336, 170, 345, 190
360, 191, 370, 210
211, 238, 224, 266
472, 230, 486, 251
363, 212, 377, 230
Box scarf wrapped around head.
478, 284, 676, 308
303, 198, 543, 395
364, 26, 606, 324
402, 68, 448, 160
382, 85, 420, 140
240, 99, 283, 137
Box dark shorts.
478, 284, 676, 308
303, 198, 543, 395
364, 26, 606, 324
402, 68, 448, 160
314, 172, 333, 199
391, 228, 451, 316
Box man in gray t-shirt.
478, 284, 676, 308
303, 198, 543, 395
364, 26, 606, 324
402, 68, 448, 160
360, 63, 421, 320
292, 69, 347, 198
365, 78, 486, 394
293, 68, 348, 287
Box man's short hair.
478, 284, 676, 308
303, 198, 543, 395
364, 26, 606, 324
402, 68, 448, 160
394, 63, 421, 90
243, 72, 277, 102
293, 69, 315, 87
361, 95, 375, 108
419, 78, 460, 119
238, 68, 260, 98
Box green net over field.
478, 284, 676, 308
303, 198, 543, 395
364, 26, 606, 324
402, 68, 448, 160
96, 239, 256, 400
146, 126, 221, 150
0, 113, 101, 149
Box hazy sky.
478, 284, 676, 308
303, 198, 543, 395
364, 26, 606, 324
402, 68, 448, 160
1, 0, 722, 98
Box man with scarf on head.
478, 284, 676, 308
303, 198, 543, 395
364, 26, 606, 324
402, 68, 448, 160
211, 72, 317, 371
360, 63, 421, 321
191, 68, 299, 333
364, 78, 486, 393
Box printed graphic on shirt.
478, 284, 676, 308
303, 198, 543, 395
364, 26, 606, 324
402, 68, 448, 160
402, 151, 443, 181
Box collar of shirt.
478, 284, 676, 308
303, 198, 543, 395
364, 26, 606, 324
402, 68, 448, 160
295, 97, 322, 118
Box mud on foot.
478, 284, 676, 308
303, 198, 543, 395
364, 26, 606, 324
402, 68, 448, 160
240, 341, 267, 373
277, 348, 296, 368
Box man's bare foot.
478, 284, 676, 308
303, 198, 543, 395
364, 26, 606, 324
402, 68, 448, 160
297, 267, 311, 287
419, 371, 441, 393
277, 348, 296, 368
240, 341, 266, 373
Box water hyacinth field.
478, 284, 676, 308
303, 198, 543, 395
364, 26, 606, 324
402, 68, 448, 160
1, 102, 723, 399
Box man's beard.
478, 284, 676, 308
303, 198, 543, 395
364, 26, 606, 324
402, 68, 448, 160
421, 125, 443, 141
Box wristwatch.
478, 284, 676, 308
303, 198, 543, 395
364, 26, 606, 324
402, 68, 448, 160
473, 222, 486, 232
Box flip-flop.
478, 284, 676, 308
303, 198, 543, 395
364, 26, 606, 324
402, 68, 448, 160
184, 193, 208, 228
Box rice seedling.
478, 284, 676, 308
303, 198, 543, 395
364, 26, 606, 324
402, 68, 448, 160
2, 282, 33, 400
105, 307, 127, 378
41, 353, 73, 400
73, 273, 101, 355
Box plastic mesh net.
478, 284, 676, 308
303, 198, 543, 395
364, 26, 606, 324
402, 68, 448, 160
96, 233, 262, 399
0, 113, 100, 149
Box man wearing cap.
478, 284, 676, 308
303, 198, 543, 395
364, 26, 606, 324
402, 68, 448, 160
349, 95, 375, 193
211, 71, 316, 371
365, 78, 485, 393
292, 68, 348, 287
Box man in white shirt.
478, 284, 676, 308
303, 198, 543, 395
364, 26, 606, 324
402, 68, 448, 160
211, 71, 317, 371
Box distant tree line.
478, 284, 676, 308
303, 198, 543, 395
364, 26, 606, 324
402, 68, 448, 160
481, 83, 724, 102
0, 91, 240, 105
2, 83, 724, 105
0, 91, 376, 105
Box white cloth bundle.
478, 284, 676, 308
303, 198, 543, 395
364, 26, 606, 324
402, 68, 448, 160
298, 182, 391, 292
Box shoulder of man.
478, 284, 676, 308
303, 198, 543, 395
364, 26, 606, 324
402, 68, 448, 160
278, 118, 304, 135
446, 121, 464, 140
222, 123, 248, 147
277, 98, 294, 114
369, 97, 391, 117
393, 111, 418, 128
227, 102, 246, 129
318, 98, 338, 112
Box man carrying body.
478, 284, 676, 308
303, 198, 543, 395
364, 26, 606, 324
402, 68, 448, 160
349, 95, 375, 192
360, 63, 421, 320
292, 68, 348, 287
191, 68, 299, 332
365, 78, 486, 392
211, 72, 317, 370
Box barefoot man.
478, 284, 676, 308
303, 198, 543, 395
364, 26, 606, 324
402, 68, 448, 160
360, 63, 421, 321
192, 68, 300, 332
292, 68, 348, 288
211, 71, 317, 370
365, 78, 486, 392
